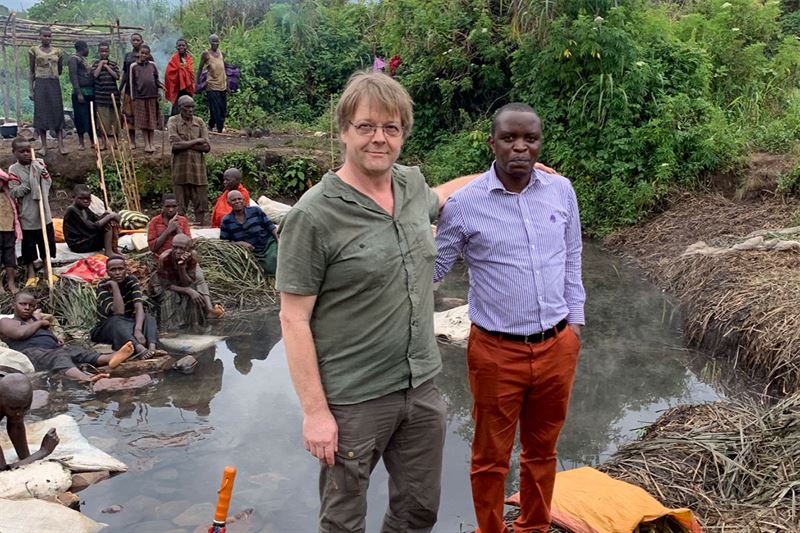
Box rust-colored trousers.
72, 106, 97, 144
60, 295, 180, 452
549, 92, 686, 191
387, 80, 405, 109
468, 324, 581, 533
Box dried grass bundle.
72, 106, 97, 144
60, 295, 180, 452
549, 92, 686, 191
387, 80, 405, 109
659, 250, 800, 393
601, 395, 800, 531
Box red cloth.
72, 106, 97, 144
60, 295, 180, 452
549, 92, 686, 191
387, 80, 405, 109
147, 214, 192, 255
468, 325, 580, 533
211, 183, 251, 228
164, 52, 195, 105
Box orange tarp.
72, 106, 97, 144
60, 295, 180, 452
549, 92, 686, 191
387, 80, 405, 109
506, 467, 703, 533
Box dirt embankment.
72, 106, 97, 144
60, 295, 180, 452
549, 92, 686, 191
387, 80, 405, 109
605, 153, 798, 279
604, 153, 800, 393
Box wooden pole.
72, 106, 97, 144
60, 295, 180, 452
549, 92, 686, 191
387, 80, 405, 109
98, 115, 131, 210
12, 14, 20, 125
89, 101, 111, 209
111, 93, 140, 212
1, 17, 11, 122
30, 147, 53, 290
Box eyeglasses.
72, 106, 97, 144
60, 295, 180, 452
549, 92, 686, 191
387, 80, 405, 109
349, 121, 403, 138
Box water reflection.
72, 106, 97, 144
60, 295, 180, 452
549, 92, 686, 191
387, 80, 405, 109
23, 242, 718, 532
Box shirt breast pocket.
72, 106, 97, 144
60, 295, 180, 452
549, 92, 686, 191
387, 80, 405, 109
334, 241, 392, 289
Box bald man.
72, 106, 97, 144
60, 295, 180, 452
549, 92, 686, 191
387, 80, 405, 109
168, 95, 210, 225
0, 373, 59, 470
155, 233, 224, 329
210, 167, 251, 228
219, 189, 278, 275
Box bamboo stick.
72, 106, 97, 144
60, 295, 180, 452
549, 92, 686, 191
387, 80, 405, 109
89, 101, 111, 210
111, 93, 140, 212
30, 147, 53, 290
98, 114, 131, 210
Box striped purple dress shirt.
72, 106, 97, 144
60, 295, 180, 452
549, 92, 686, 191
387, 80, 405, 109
434, 163, 586, 334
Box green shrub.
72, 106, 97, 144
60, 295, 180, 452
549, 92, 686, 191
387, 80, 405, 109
421, 120, 493, 185
777, 160, 800, 195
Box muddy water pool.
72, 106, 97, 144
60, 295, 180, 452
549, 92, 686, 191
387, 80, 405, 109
30, 242, 720, 532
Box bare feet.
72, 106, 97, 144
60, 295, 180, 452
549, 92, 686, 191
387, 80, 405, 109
207, 304, 225, 319
108, 341, 135, 368
144, 145, 155, 154
78, 144, 86, 151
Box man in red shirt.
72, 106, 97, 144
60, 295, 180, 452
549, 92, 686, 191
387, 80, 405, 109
147, 193, 191, 255
210, 168, 251, 228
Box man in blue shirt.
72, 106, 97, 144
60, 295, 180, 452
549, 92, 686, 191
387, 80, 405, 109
219, 190, 278, 275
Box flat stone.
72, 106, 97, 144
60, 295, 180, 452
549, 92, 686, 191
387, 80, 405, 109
92, 374, 152, 392
173, 502, 215, 527
41, 491, 80, 509
124, 494, 160, 513
101, 504, 123, 514
70, 470, 110, 492
31, 389, 49, 410
153, 467, 179, 481
155, 499, 191, 520
130, 520, 177, 532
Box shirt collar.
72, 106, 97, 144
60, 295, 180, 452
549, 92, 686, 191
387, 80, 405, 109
487, 161, 551, 193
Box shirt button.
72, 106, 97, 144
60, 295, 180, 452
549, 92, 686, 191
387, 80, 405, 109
535, 270, 540, 275
347, 451, 354, 458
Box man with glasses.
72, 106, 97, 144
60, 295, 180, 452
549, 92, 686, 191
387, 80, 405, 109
277, 71, 480, 532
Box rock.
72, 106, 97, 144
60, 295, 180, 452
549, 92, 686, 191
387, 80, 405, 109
30, 389, 49, 410
173, 355, 198, 374
154, 499, 191, 520
438, 297, 466, 308
129, 427, 212, 450
123, 494, 160, 513
191, 508, 259, 533
0, 346, 35, 374
433, 304, 470, 346
97, 355, 174, 377
0, 461, 72, 499
92, 374, 153, 392
173, 501, 216, 527
160, 334, 226, 353
0, 497, 106, 532
153, 467, 179, 481
55, 491, 81, 509
101, 504, 123, 513
129, 519, 177, 532
70, 470, 110, 492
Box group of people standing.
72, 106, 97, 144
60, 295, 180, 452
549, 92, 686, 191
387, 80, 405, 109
27, 26, 231, 156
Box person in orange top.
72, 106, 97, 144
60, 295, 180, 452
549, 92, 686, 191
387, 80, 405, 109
147, 192, 192, 255
164, 38, 194, 117
211, 168, 251, 228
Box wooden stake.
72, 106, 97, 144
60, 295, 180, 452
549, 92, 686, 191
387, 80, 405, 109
89, 101, 111, 210
1, 16, 11, 122
30, 147, 53, 290
331, 95, 336, 170
111, 93, 140, 211
12, 14, 20, 125
98, 115, 131, 210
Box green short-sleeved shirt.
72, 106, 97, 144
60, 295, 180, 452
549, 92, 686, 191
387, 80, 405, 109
276, 164, 441, 405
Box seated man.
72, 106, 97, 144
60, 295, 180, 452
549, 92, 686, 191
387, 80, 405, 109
62, 184, 121, 256
211, 167, 251, 228
219, 190, 278, 275
0, 374, 59, 470
0, 291, 134, 382
155, 234, 224, 329
90, 256, 161, 358
147, 192, 191, 256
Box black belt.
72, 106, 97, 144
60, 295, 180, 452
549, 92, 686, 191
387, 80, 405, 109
475, 318, 569, 344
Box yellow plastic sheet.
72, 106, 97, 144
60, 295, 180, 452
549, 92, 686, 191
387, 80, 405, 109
506, 467, 703, 533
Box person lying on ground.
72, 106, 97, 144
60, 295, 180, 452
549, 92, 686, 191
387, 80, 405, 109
155, 234, 224, 329
62, 184, 121, 256
7, 137, 56, 288
0, 291, 134, 382
0, 168, 20, 294
90, 256, 164, 359
219, 190, 278, 275
147, 192, 191, 255
211, 167, 250, 228
0, 374, 59, 470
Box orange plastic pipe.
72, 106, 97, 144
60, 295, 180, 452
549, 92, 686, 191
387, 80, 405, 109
213, 466, 237, 524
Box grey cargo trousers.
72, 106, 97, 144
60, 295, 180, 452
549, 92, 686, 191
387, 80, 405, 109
319, 379, 447, 533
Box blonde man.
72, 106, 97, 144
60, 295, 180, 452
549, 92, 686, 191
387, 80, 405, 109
277, 71, 479, 532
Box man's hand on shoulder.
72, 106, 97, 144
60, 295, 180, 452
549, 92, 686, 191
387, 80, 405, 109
534, 161, 557, 174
